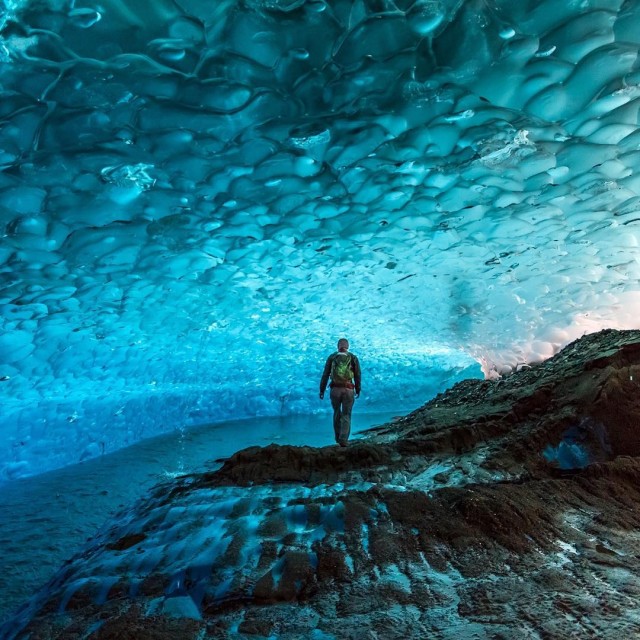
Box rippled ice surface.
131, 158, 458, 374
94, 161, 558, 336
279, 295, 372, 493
0, 411, 397, 623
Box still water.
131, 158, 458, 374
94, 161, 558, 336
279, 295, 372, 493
0, 411, 398, 623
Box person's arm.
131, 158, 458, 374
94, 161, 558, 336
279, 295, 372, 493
352, 355, 361, 397
319, 355, 333, 398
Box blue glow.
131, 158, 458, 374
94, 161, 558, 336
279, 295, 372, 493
543, 419, 612, 469
543, 441, 591, 470
2, 0, 640, 480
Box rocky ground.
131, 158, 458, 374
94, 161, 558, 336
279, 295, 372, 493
5, 329, 640, 639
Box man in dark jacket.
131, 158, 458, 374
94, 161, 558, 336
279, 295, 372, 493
319, 338, 362, 447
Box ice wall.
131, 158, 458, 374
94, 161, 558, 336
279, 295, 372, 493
2, 0, 640, 478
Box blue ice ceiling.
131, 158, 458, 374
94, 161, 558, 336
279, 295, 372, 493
2, 0, 640, 478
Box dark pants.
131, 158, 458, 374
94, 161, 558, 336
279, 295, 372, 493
330, 387, 355, 446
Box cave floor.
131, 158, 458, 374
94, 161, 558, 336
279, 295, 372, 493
0, 411, 398, 624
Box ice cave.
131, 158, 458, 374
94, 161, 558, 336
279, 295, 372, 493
4, 0, 640, 638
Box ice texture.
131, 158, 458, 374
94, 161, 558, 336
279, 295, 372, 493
2, 0, 640, 477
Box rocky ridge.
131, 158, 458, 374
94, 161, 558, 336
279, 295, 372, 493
5, 329, 640, 639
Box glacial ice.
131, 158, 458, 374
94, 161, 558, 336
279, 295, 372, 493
2, 0, 640, 477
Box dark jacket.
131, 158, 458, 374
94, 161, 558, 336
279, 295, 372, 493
320, 350, 361, 395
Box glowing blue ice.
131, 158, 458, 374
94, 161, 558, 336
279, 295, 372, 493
2, 0, 640, 477
543, 442, 591, 470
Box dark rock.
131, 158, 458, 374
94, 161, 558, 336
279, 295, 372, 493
8, 329, 640, 639
105, 533, 146, 551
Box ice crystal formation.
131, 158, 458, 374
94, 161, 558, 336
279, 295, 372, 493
2, 0, 640, 476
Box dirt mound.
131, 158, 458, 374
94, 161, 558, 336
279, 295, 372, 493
7, 329, 640, 640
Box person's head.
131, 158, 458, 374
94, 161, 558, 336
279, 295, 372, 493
337, 338, 349, 352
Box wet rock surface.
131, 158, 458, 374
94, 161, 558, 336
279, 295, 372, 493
6, 329, 640, 639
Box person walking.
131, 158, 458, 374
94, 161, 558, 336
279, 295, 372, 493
319, 338, 361, 447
